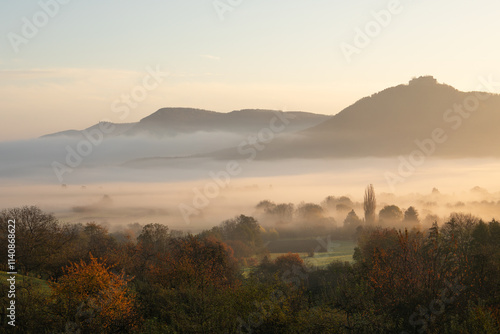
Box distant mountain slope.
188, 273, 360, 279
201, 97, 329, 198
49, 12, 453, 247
228, 76, 500, 160
42, 108, 330, 139
40, 76, 500, 167
41, 122, 136, 139
124, 108, 330, 137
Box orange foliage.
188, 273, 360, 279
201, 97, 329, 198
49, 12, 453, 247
49, 253, 139, 333
274, 253, 308, 287
274, 253, 304, 270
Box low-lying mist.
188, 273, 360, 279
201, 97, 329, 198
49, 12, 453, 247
2, 156, 500, 234
0, 131, 247, 182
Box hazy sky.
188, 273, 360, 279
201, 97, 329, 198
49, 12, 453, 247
1, 0, 500, 140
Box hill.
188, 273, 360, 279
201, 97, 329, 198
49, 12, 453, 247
42, 108, 330, 139
211, 76, 500, 160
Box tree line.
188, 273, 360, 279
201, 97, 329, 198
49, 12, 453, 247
0, 200, 499, 333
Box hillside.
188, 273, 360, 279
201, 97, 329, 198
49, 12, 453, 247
302, 76, 500, 157
42, 108, 330, 139
212, 76, 500, 160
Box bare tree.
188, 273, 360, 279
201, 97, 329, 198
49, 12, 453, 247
364, 184, 376, 226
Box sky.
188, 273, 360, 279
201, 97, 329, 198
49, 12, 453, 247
1, 0, 500, 141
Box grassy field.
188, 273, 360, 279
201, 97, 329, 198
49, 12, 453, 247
268, 239, 357, 267
242, 239, 357, 276
0, 271, 51, 294
1, 240, 357, 284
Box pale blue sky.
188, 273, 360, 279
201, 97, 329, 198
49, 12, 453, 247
1, 0, 500, 140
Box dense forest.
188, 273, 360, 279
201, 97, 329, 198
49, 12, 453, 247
1, 189, 499, 333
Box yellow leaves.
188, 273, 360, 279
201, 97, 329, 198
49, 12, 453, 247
49, 253, 139, 332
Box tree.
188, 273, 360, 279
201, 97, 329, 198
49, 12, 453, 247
256, 200, 276, 213
353, 227, 400, 267
225, 240, 253, 258
364, 184, 376, 226
219, 215, 263, 250
336, 203, 352, 213
488, 219, 500, 246
252, 253, 308, 288
322, 196, 353, 212
126, 223, 173, 276
295, 202, 336, 236
274, 253, 308, 286
142, 235, 240, 332
378, 205, 403, 226
0, 206, 76, 275
297, 203, 325, 221
49, 254, 139, 333
344, 210, 363, 231
137, 223, 171, 254
256, 201, 295, 227
82, 222, 117, 260
423, 213, 441, 227
442, 213, 479, 251
163, 235, 240, 289
472, 221, 490, 245
403, 206, 420, 225
273, 203, 295, 223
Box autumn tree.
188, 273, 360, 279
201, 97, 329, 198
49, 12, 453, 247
150, 235, 239, 290
366, 230, 428, 311
142, 235, 240, 332
248, 253, 310, 329
82, 222, 117, 260
274, 253, 308, 287
353, 227, 400, 267
49, 254, 139, 333
441, 213, 479, 283
252, 253, 308, 287
0, 206, 77, 276
137, 223, 171, 254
